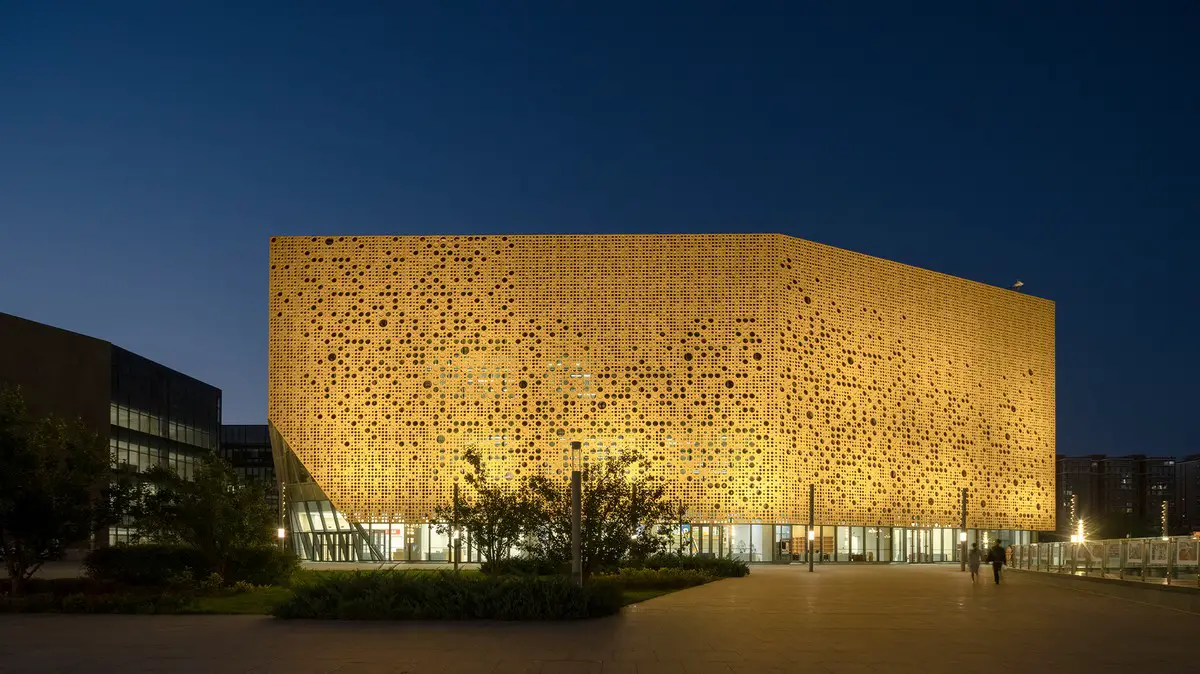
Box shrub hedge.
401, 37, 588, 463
0, 590, 190, 614
85, 544, 298, 587
478, 557, 567, 576
593, 567, 712, 590
641, 554, 750, 578
482, 554, 750, 579
273, 570, 623, 620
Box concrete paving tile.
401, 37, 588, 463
540, 661, 602, 674
635, 662, 686, 674
678, 663, 734, 674
490, 661, 545, 674
0, 566, 1196, 674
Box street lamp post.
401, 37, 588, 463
452, 481, 460, 572
570, 441, 582, 588
808, 484, 815, 573
960, 488, 967, 572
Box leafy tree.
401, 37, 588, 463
0, 385, 134, 593
433, 447, 525, 563
130, 453, 276, 577
520, 451, 673, 577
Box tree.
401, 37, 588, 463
131, 453, 276, 577
0, 385, 133, 593
521, 451, 673, 577
433, 447, 525, 563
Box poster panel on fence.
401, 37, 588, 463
1177, 540, 1198, 567
1088, 543, 1104, 563
1148, 540, 1169, 566
1106, 542, 1122, 567
1126, 540, 1144, 564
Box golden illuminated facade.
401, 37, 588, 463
269, 233, 1055, 540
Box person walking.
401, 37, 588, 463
967, 542, 982, 583
987, 539, 1006, 584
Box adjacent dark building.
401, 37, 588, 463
1056, 455, 1105, 527
1178, 455, 1200, 533
1055, 453, 1194, 536
220, 424, 279, 510
0, 312, 222, 545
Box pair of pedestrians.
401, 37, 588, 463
967, 541, 1007, 584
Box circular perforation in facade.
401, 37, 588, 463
268, 234, 1055, 527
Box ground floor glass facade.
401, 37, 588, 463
285, 499, 1034, 564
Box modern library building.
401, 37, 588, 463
267, 234, 1055, 563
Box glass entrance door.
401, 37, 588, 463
905, 528, 934, 563
690, 525, 725, 558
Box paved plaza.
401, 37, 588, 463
1, 565, 1195, 673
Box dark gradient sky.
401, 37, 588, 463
1, 3, 1196, 455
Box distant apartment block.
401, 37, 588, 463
1056, 454, 1196, 535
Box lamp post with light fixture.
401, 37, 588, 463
570, 441, 582, 587
960, 488, 968, 572
808, 484, 815, 572
452, 480, 460, 572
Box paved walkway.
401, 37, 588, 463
0, 565, 1195, 673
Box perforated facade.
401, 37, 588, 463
268, 234, 1055, 531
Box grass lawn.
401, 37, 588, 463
186, 586, 293, 614
620, 589, 672, 605
184, 585, 677, 614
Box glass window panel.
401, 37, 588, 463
292, 504, 309, 532
428, 525, 448, 561
320, 502, 338, 531
732, 525, 753, 561
837, 526, 850, 560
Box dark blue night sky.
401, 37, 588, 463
1, 2, 1196, 455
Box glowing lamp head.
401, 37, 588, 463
277, 527, 286, 539
807, 529, 815, 541
958, 532, 967, 543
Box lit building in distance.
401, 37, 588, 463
268, 234, 1056, 563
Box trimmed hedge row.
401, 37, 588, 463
480, 555, 750, 579
84, 544, 298, 587
274, 570, 623, 620
641, 554, 750, 578
478, 557, 567, 576
0, 590, 190, 614
592, 567, 712, 590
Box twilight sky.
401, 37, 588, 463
0, 2, 1196, 455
